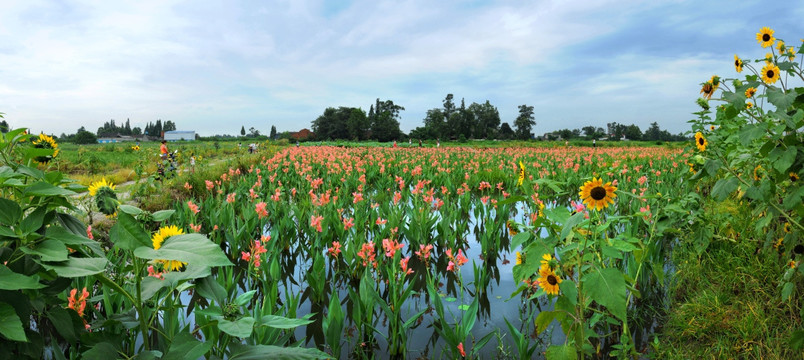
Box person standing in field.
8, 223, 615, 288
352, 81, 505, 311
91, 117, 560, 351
160, 140, 169, 160
593, 139, 596, 148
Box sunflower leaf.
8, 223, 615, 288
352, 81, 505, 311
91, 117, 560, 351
110, 212, 152, 251
768, 87, 796, 110
711, 177, 739, 201
582, 267, 627, 322
134, 234, 232, 267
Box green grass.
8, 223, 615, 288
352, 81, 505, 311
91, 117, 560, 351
657, 213, 804, 359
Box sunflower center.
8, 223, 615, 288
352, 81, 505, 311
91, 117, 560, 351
767, 70, 775, 78
792, 174, 798, 181
590, 186, 606, 200
795, 245, 804, 255
763, 34, 771, 41
698, 137, 704, 145
547, 274, 558, 286
735, 60, 740, 67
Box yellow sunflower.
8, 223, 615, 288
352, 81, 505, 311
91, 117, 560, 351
700, 82, 715, 100
88, 178, 116, 197
537, 265, 562, 295
507, 220, 518, 236
515, 251, 523, 265
784, 222, 792, 233
745, 87, 757, 98
790, 172, 799, 182
746, 101, 753, 109
756, 27, 775, 48
761, 63, 780, 84
710, 125, 716, 131
777, 41, 786, 53
765, 52, 773, 64
733, 55, 743, 73
578, 178, 617, 211
753, 165, 763, 181
694, 132, 707, 152
788, 47, 797, 61
518, 160, 525, 186
151, 226, 186, 271
32, 133, 59, 164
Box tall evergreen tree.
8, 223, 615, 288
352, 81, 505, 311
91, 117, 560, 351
270, 125, 277, 140
241, 126, 246, 136
513, 105, 536, 140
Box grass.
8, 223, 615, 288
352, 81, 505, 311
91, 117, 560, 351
657, 201, 804, 359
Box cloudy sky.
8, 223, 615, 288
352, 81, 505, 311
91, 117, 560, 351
1, 0, 801, 137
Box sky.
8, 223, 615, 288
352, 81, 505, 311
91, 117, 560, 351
1, 0, 802, 137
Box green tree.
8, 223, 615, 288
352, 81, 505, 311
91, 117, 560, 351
469, 101, 500, 139
346, 108, 369, 140
240, 126, 246, 136
499, 122, 514, 139
514, 104, 535, 140
74, 129, 98, 144
622, 124, 642, 140
270, 125, 277, 140
0, 120, 8, 133
163, 120, 176, 132
371, 99, 405, 142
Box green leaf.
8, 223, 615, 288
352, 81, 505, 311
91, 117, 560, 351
41, 257, 108, 277
559, 281, 578, 306
235, 290, 258, 306
20, 239, 68, 262
196, 276, 227, 305
0, 198, 21, 225
711, 177, 739, 201
560, 212, 586, 241
117, 205, 143, 216
23, 181, 75, 196
767, 87, 797, 110
774, 147, 797, 173
510, 232, 531, 251
46, 226, 104, 257
162, 332, 212, 360
46, 306, 78, 344
0, 302, 26, 342
535, 310, 557, 334
261, 315, 315, 329
583, 267, 627, 322
215, 316, 255, 338
739, 124, 765, 146
152, 210, 175, 222
110, 212, 152, 251
228, 344, 333, 360
545, 344, 577, 360
703, 159, 721, 176
134, 234, 231, 267
81, 343, 120, 360
0, 265, 45, 290
20, 207, 47, 234
790, 329, 804, 350
133, 351, 163, 360
782, 282, 795, 301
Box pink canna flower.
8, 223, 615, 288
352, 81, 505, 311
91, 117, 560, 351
353, 192, 364, 204
343, 217, 355, 230
400, 256, 413, 275
255, 202, 268, 219
376, 217, 387, 225
382, 238, 404, 258
205, 180, 214, 190
184, 182, 192, 190
86, 225, 93, 240
328, 241, 342, 258
310, 214, 324, 232
226, 192, 236, 203
189, 223, 202, 232
187, 201, 200, 214
458, 343, 465, 357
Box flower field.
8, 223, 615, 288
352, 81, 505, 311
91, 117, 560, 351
2, 27, 804, 359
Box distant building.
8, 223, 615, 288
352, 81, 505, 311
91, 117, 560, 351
97, 135, 138, 143
291, 129, 314, 141
164, 131, 196, 141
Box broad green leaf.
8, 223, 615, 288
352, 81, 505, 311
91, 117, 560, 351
46, 226, 104, 257
0, 198, 21, 225
152, 210, 175, 222
768, 87, 796, 110
23, 181, 75, 196
559, 281, 578, 306
774, 147, 797, 173
559, 212, 586, 241
782, 282, 794, 301
162, 332, 212, 360
117, 205, 143, 216
228, 344, 333, 360
711, 177, 739, 201
41, 257, 108, 277
20, 207, 47, 234
134, 234, 231, 267
510, 232, 531, 251
739, 124, 765, 146
46, 306, 78, 344
20, 239, 68, 262
215, 316, 255, 338
110, 212, 152, 251
196, 275, 227, 305
260, 314, 315, 329
0, 302, 26, 342
0, 265, 45, 290
133, 351, 163, 360
534, 310, 557, 334
235, 290, 258, 306
583, 267, 627, 322
545, 344, 577, 360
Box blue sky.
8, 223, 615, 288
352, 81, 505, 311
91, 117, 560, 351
1, 0, 801, 137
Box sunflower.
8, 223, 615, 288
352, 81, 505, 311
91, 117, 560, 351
507, 220, 518, 236
790, 172, 799, 182
733, 55, 743, 72
32, 133, 59, 164
700, 82, 715, 100
578, 177, 617, 211
777, 41, 786, 53
756, 27, 775, 48
88, 178, 116, 196
761, 63, 780, 84
151, 226, 186, 271
132, 145, 141, 151
764, 52, 773, 64
540, 253, 555, 269
745, 87, 757, 98
710, 125, 716, 131
694, 132, 707, 152
753, 165, 763, 181
746, 101, 753, 109
518, 160, 525, 186
785, 222, 792, 233
537, 265, 562, 295
515, 251, 523, 265
788, 47, 797, 61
